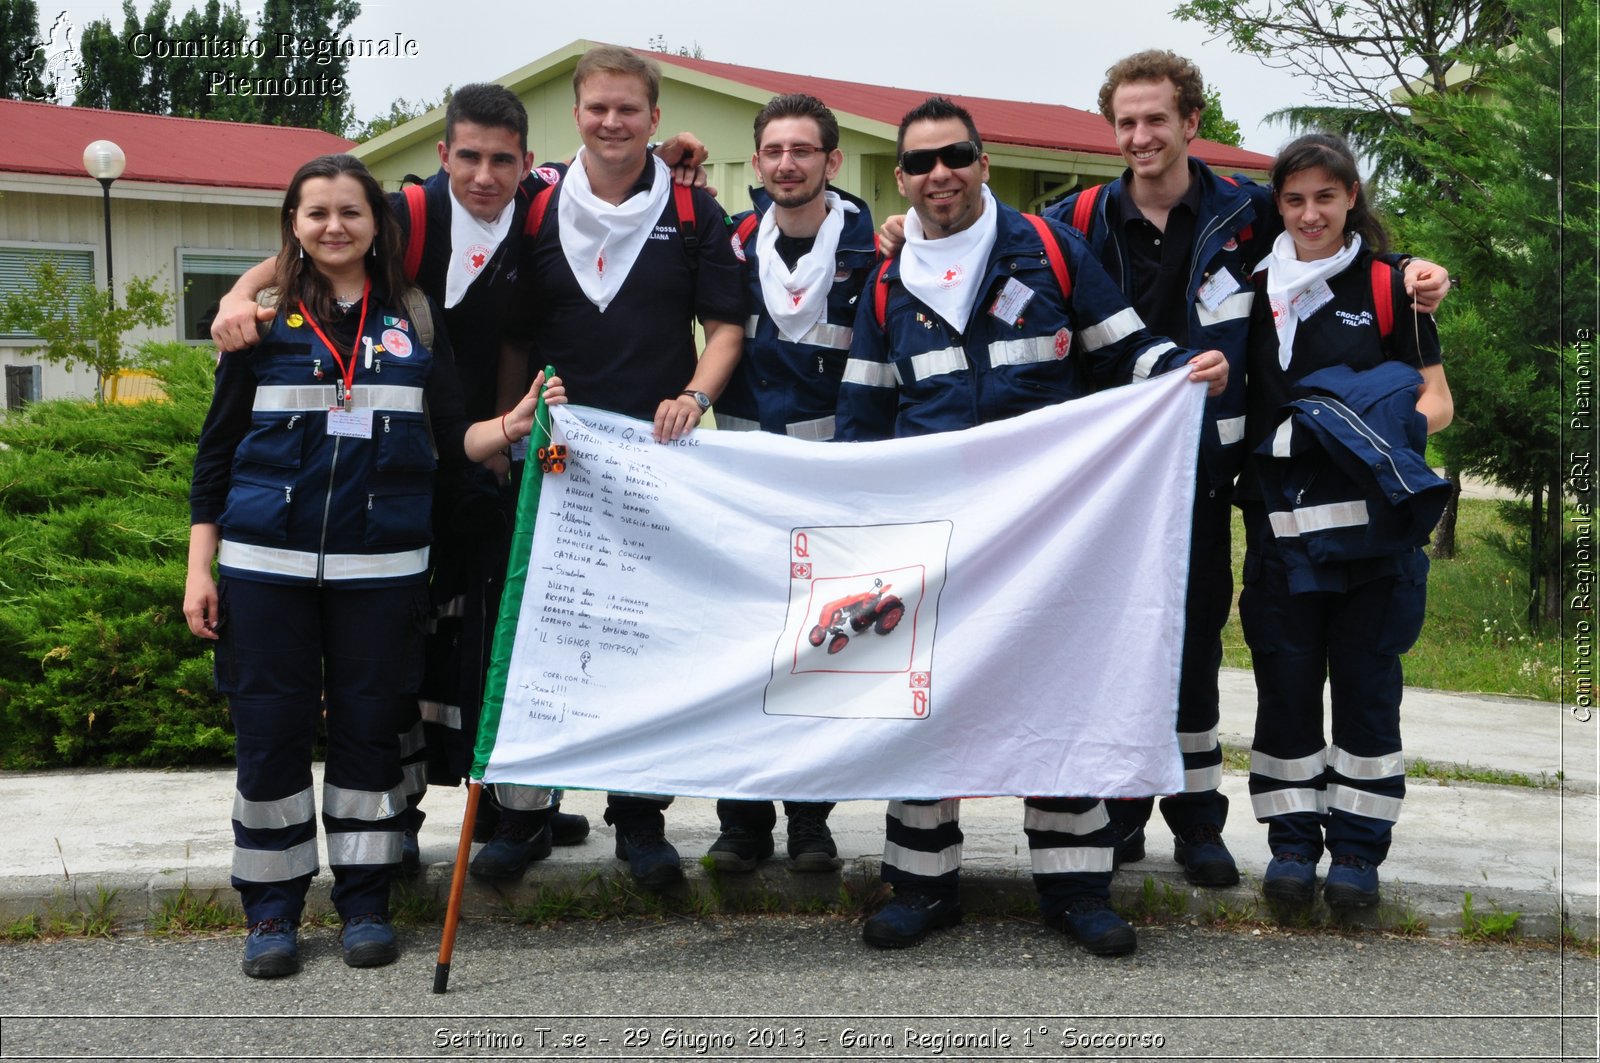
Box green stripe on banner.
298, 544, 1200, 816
472, 365, 556, 780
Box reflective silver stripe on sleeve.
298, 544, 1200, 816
1327, 783, 1403, 823
882, 838, 962, 877
1178, 725, 1220, 754
322, 782, 406, 823
1272, 419, 1294, 458
715, 414, 760, 432
326, 830, 404, 866
1268, 500, 1370, 538
841, 359, 898, 388
492, 784, 555, 810
1078, 306, 1145, 351
218, 541, 430, 582
1132, 341, 1176, 380
888, 798, 961, 830
988, 335, 1060, 366
1250, 787, 1326, 819
786, 415, 834, 441
1184, 764, 1224, 792
1251, 748, 1327, 783
252, 384, 424, 413
232, 786, 315, 830
744, 314, 761, 338
1023, 802, 1109, 836
418, 699, 462, 730
1196, 291, 1254, 326
401, 761, 427, 797
1217, 416, 1246, 446
398, 720, 425, 758
906, 346, 969, 382
1030, 844, 1115, 875
1327, 745, 1405, 780
232, 838, 319, 882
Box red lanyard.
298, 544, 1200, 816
298, 278, 370, 408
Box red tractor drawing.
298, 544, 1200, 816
807, 578, 905, 655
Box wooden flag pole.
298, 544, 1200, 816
432, 780, 482, 994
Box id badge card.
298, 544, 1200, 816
989, 277, 1036, 326
1197, 268, 1242, 312
1290, 280, 1334, 318
327, 407, 374, 439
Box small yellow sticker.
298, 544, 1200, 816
286, 313, 304, 328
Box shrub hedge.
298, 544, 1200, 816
0, 343, 233, 768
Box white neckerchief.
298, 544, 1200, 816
898, 185, 999, 333
756, 191, 856, 342
1262, 230, 1363, 370
444, 187, 515, 309
557, 149, 673, 313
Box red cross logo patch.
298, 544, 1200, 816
938, 264, 963, 289
463, 243, 491, 276
910, 672, 930, 689
596, 252, 606, 276
1053, 327, 1071, 359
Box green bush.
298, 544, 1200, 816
0, 342, 233, 768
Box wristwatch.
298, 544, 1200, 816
680, 390, 711, 413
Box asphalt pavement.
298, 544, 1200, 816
3, 669, 1595, 939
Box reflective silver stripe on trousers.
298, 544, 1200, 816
437, 595, 466, 618
608, 791, 675, 804
401, 761, 427, 797
1327, 745, 1405, 780
327, 830, 403, 866
716, 414, 760, 432
418, 699, 462, 730
1022, 802, 1108, 836
233, 786, 315, 830
1030, 845, 1115, 875
841, 358, 898, 389
1251, 787, 1325, 819
1132, 341, 1177, 380
1272, 419, 1294, 458
253, 384, 425, 413
988, 335, 1060, 366
888, 798, 961, 829
1178, 725, 1220, 754
322, 781, 406, 823
233, 838, 318, 882
1195, 291, 1254, 326
1185, 764, 1224, 792
1251, 748, 1327, 782
1217, 416, 1246, 446
398, 720, 425, 758
492, 784, 554, 810
219, 540, 429, 581
1327, 783, 1403, 823
1268, 500, 1370, 538
1079, 306, 1145, 352
784, 415, 835, 441
906, 346, 969, 382
882, 838, 962, 877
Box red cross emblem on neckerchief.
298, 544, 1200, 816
596, 252, 606, 276
790, 290, 805, 307
470, 251, 486, 270
943, 268, 958, 282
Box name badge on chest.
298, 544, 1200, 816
1196, 268, 1242, 313
989, 277, 1036, 326
327, 407, 374, 439
1290, 280, 1334, 318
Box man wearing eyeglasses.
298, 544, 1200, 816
836, 96, 1227, 957
703, 93, 879, 875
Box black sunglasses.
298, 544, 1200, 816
898, 140, 982, 176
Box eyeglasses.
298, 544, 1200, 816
898, 140, 982, 176
757, 144, 825, 163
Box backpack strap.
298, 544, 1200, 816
734, 212, 760, 248
401, 184, 428, 282
1022, 214, 1073, 302
400, 286, 435, 352
1371, 258, 1395, 339
872, 258, 893, 329
522, 183, 559, 242
1069, 184, 1102, 236
673, 184, 699, 270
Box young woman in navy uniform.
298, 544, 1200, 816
183, 154, 559, 979
1238, 134, 1453, 912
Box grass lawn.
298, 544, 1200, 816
1220, 497, 1562, 701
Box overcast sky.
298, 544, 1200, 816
41, 0, 1323, 152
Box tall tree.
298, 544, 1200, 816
1, 0, 43, 99
75, 0, 172, 113
165, 0, 257, 121
1196, 86, 1243, 146
252, 0, 361, 134
1390, 0, 1595, 623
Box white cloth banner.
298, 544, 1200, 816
483, 370, 1203, 800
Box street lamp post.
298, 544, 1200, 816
82, 139, 126, 306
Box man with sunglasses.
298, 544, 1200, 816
1042, 51, 1451, 891
706, 93, 879, 875
837, 97, 1227, 957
